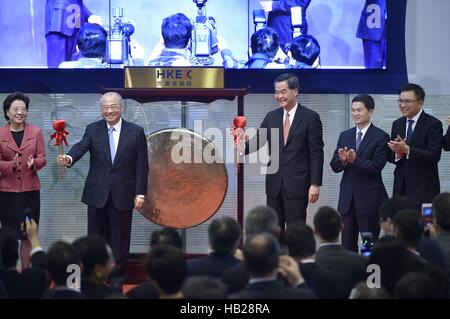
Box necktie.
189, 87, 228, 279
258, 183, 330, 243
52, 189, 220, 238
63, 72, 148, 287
356, 130, 363, 151
283, 112, 291, 145
406, 119, 414, 145
109, 126, 116, 163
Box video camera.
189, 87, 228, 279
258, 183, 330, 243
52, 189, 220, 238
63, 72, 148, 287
190, 0, 219, 66
106, 7, 135, 65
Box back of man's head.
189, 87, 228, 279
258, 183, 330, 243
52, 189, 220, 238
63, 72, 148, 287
243, 233, 280, 277
250, 27, 279, 59
72, 236, 109, 278
395, 272, 441, 299
151, 227, 183, 249
145, 244, 187, 295
244, 205, 279, 237
313, 206, 342, 242
393, 209, 424, 248
161, 13, 192, 49
46, 241, 81, 286
379, 196, 417, 221
182, 276, 228, 299
284, 221, 316, 259
290, 34, 320, 67
432, 192, 450, 232
76, 23, 107, 58
0, 227, 19, 269
208, 216, 241, 254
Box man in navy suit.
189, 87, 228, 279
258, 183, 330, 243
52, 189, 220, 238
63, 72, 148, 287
388, 83, 442, 208
331, 94, 389, 251
443, 116, 450, 151
239, 73, 324, 229
57, 92, 149, 286
356, 0, 387, 68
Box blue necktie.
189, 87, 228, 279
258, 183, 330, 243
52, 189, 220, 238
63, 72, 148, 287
356, 130, 362, 151
109, 126, 116, 163
406, 119, 414, 145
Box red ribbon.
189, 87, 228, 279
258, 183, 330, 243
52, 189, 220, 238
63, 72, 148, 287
50, 119, 69, 146
232, 116, 247, 144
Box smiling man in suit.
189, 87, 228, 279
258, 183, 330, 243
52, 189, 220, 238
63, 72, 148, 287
388, 83, 442, 208
331, 94, 389, 251
57, 92, 149, 287
239, 73, 324, 229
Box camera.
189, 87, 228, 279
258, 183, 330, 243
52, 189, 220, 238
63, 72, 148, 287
190, 0, 219, 66
253, 9, 266, 32
290, 7, 303, 39
360, 232, 374, 257
106, 7, 135, 65
421, 203, 433, 226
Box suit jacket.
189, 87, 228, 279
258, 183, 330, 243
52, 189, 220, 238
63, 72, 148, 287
229, 279, 316, 299
330, 124, 389, 216
0, 123, 46, 192
443, 126, 450, 151
356, 0, 387, 41
67, 119, 149, 211
388, 111, 442, 204
248, 104, 324, 199
187, 252, 241, 278
45, 0, 91, 36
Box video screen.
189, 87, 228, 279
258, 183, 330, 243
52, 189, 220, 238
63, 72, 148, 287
0, 0, 386, 69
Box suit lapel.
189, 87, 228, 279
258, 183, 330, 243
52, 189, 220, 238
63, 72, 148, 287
356, 124, 373, 156
409, 111, 425, 145
345, 127, 357, 150
19, 123, 33, 152
2, 125, 20, 153
285, 104, 303, 148
101, 120, 113, 167
275, 108, 284, 149
113, 120, 128, 166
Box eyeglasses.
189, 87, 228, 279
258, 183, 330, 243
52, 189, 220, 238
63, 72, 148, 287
102, 105, 120, 111
9, 108, 28, 114
396, 99, 420, 105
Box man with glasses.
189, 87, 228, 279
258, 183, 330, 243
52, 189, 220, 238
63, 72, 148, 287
388, 83, 442, 208
57, 92, 149, 288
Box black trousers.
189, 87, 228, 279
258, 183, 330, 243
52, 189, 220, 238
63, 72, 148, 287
267, 185, 308, 231
87, 194, 132, 283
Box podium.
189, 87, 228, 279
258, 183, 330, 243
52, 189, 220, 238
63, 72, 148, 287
101, 87, 249, 231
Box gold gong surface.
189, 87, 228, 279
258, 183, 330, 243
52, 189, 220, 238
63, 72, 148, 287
139, 128, 227, 229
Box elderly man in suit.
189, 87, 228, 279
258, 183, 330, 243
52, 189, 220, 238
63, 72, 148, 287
238, 73, 324, 229
388, 83, 443, 208
443, 116, 450, 151
57, 92, 149, 287
330, 94, 389, 251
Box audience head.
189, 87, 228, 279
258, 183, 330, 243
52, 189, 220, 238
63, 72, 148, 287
289, 34, 320, 68
161, 13, 192, 49
395, 272, 442, 299
151, 227, 183, 249
245, 205, 280, 237
76, 23, 107, 58
313, 206, 342, 243
379, 196, 417, 235
284, 221, 316, 259
392, 209, 424, 249
432, 192, 450, 232
145, 244, 187, 297
182, 276, 228, 299
46, 241, 81, 286
350, 282, 391, 299
0, 227, 19, 269
3, 92, 30, 122
250, 27, 279, 60
208, 216, 241, 254
243, 232, 280, 278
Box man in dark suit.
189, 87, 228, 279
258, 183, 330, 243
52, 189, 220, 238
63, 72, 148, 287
239, 73, 324, 229
356, 0, 387, 68
58, 92, 149, 286
443, 116, 450, 151
330, 94, 389, 251
388, 83, 443, 208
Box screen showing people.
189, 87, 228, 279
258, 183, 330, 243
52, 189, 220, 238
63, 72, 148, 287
1, 0, 387, 69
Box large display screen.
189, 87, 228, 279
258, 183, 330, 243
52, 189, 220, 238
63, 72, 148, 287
1, 0, 387, 69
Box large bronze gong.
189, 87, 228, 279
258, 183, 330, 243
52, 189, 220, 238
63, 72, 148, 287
139, 128, 228, 229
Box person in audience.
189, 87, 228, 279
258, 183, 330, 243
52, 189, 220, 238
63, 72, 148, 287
150, 227, 183, 249
57, 92, 149, 288
145, 244, 186, 299
443, 116, 450, 151
288, 34, 320, 69
0, 92, 46, 269
72, 236, 122, 299
59, 23, 107, 68
148, 13, 192, 66
229, 232, 316, 299
246, 27, 284, 69
313, 206, 367, 297
388, 83, 442, 209
349, 281, 390, 299
284, 221, 347, 298
395, 272, 443, 299
182, 276, 228, 299
431, 192, 450, 276
187, 216, 241, 278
